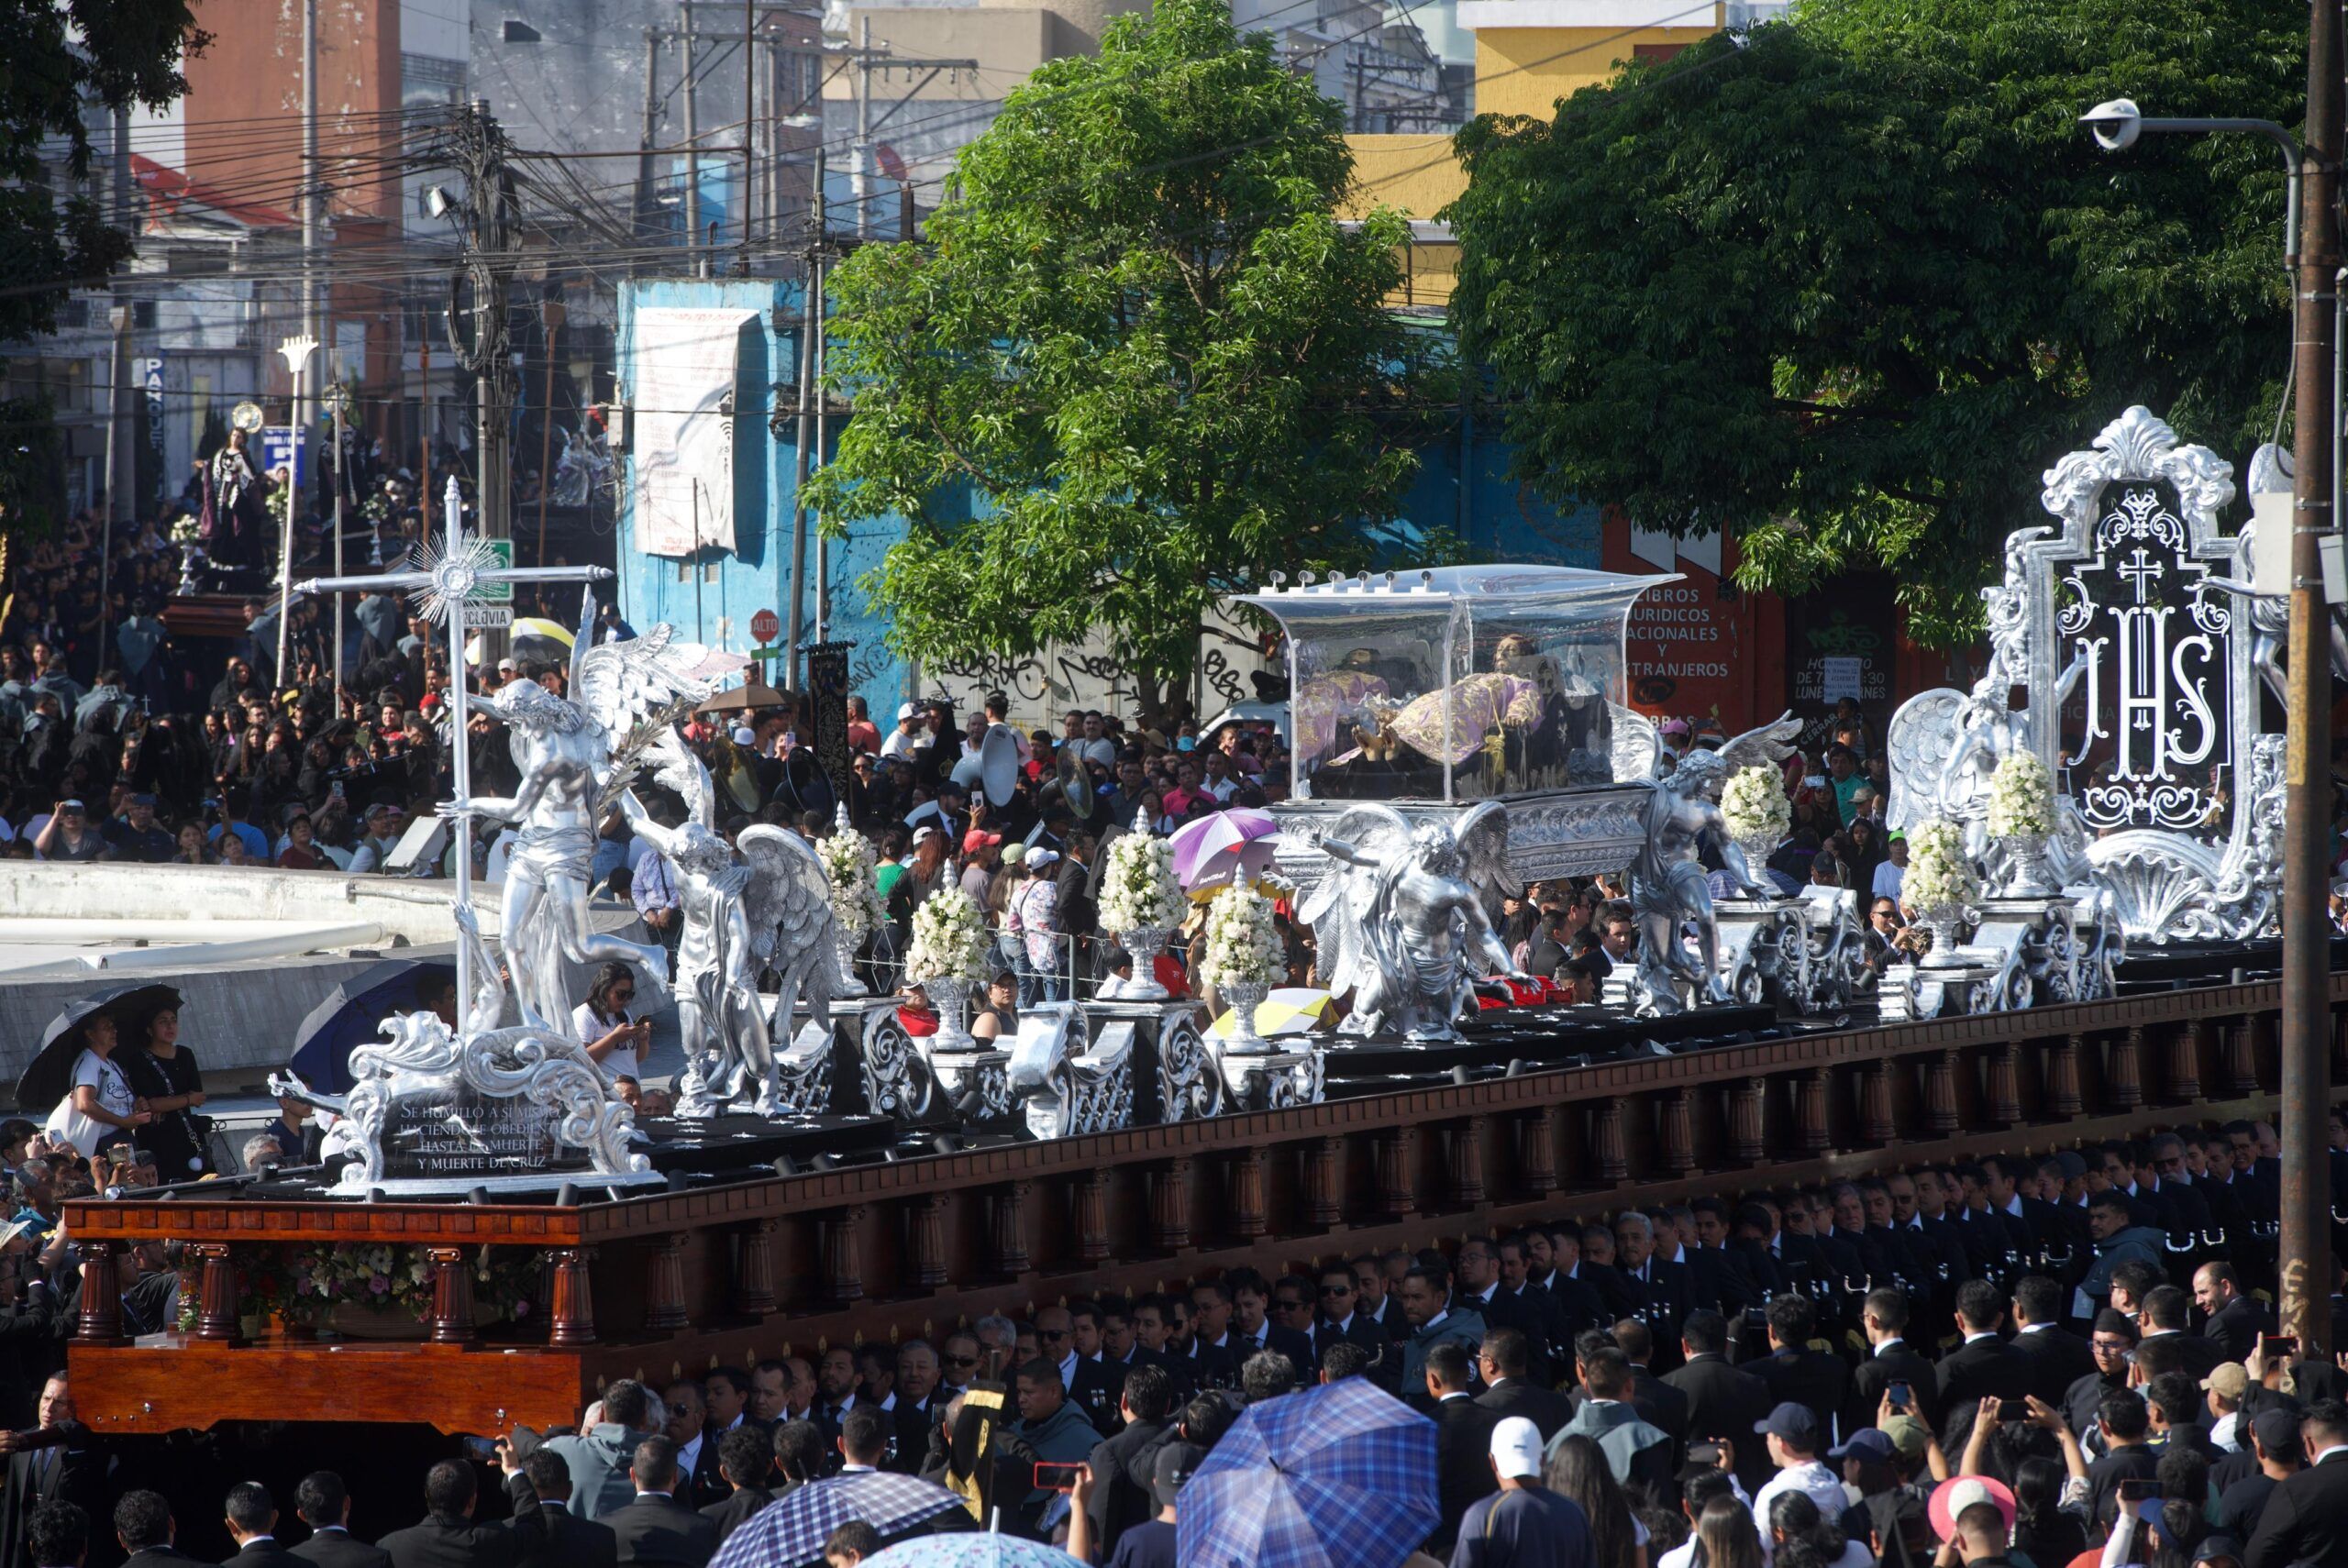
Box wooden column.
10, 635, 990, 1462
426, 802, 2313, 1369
991, 1186, 1031, 1277
2107, 1026, 2145, 1110
1922, 1051, 1960, 1135
2049, 1033, 2086, 1117
194, 1242, 240, 1344
908, 1195, 950, 1290
548, 1247, 596, 1347
1519, 1110, 1559, 1196
1858, 1062, 1895, 1146
1375, 1130, 1417, 1216
1986, 1043, 2021, 1127
1589, 1099, 1629, 1183
74, 1240, 125, 1346
1227, 1149, 1268, 1241
2227, 1017, 2265, 1098
1797, 1067, 1832, 1155
1304, 1137, 1345, 1229
732, 1221, 779, 1317
426, 1245, 476, 1346
1658, 1092, 1695, 1176
2166, 1020, 2204, 1103
1075, 1171, 1111, 1264
643, 1237, 688, 1332
826, 1207, 868, 1303
1444, 1119, 1485, 1208
1729, 1078, 1767, 1165
1150, 1160, 1193, 1251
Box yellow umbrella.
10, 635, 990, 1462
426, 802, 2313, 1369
1208, 987, 1337, 1039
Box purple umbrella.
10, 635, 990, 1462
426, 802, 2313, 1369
1168, 808, 1279, 890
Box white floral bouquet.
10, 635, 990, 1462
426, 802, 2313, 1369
1720, 764, 1790, 846
1903, 818, 1980, 912
1985, 751, 2055, 838
169, 516, 203, 547
1099, 826, 1183, 934
816, 828, 885, 938
1200, 881, 1283, 989
905, 884, 989, 983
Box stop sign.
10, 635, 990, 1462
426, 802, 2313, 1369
750, 608, 780, 644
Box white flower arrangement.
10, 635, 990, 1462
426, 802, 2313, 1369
1985, 751, 2055, 838
1200, 881, 1283, 989
1902, 818, 1980, 912
816, 829, 885, 939
1720, 764, 1790, 845
168, 517, 203, 547
1099, 826, 1183, 934
905, 884, 989, 983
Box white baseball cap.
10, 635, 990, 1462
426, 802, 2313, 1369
1489, 1417, 1543, 1480
731, 725, 757, 746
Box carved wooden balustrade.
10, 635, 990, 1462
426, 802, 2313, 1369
61, 976, 2343, 1436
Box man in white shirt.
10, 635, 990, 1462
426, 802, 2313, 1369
1872, 834, 1907, 903
1751, 1401, 1851, 1547
880, 703, 929, 761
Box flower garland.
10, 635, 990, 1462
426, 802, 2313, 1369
1902, 818, 1980, 912
1720, 764, 1790, 845
816, 828, 885, 939
1985, 751, 2055, 838
1200, 881, 1283, 989
1099, 824, 1183, 934
175, 1242, 541, 1331
905, 883, 990, 983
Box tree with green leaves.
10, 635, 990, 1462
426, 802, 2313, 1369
1, 0, 203, 534
1445, 0, 2298, 646
807, 0, 1448, 713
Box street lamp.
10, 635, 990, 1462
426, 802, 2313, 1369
2082, 96, 2336, 1353
275, 333, 319, 685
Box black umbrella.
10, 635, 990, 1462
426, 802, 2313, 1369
16, 983, 185, 1112
287, 959, 458, 1095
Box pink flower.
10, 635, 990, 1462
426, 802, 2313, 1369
369, 1275, 390, 1296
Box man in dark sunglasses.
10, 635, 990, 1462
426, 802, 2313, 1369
1311, 1264, 1391, 1386
937, 1332, 982, 1399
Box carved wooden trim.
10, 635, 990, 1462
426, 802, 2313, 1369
1449, 1118, 1489, 1208
1149, 1161, 1192, 1252
2108, 1027, 2145, 1110
1227, 1149, 1268, 1240
2049, 1033, 2085, 1117
1797, 1068, 1831, 1156
733, 1220, 779, 1317
991, 1187, 1032, 1277
194, 1242, 240, 1343
1590, 1099, 1629, 1183
644, 1237, 688, 1333
1987, 1044, 2021, 1127
1304, 1137, 1345, 1228
909, 1195, 949, 1290
827, 1207, 869, 1303
2166, 1020, 2204, 1104
2227, 1016, 2264, 1098
75, 1240, 125, 1346
1858, 1062, 1894, 1146
1519, 1110, 1559, 1197
1075, 1171, 1111, 1264
1375, 1130, 1417, 1216
1658, 1092, 1695, 1177
1730, 1078, 1767, 1165
1923, 1051, 1960, 1135
426, 1245, 477, 1346
548, 1247, 596, 1347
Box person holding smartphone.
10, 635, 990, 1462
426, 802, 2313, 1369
575, 962, 653, 1081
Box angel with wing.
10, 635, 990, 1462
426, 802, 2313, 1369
1299, 801, 1526, 1042
441, 588, 739, 1033
1629, 713, 1801, 1012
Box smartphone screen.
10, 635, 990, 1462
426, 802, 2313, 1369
1888, 1381, 1911, 1411
2268, 1336, 2299, 1357
2117, 1479, 2162, 1503
1996, 1399, 2029, 1423
1034, 1462, 1084, 1492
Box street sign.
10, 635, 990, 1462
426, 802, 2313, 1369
462, 605, 514, 628
260, 425, 309, 491
751, 607, 780, 644
480, 539, 515, 602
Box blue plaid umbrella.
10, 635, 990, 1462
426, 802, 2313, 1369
710, 1471, 968, 1568
1177, 1378, 1441, 1568
865, 1535, 1086, 1567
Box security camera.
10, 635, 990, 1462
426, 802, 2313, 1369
2079, 98, 2143, 153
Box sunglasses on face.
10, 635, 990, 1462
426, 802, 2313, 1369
944, 1354, 978, 1367
612, 990, 635, 1003
1040, 1328, 1070, 1342
1320, 1284, 1352, 1295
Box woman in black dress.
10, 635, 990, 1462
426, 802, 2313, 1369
122, 999, 210, 1178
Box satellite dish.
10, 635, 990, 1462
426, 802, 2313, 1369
980, 723, 1019, 808
230, 401, 265, 433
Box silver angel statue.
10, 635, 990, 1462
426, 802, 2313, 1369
1628, 714, 1801, 1013
1300, 801, 1525, 1043
444, 589, 737, 1032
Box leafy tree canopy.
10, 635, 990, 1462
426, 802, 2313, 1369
807, 0, 1447, 706
1445, 0, 2299, 646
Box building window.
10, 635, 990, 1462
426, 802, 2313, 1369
402, 52, 468, 110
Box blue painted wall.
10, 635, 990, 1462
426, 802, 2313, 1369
615, 278, 1603, 713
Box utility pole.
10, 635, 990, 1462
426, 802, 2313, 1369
633, 28, 660, 263
784, 147, 825, 685
448, 100, 519, 658
300, 0, 319, 548
105, 103, 130, 531
854, 18, 873, 239
737, 0, 756, 274
2280, 0, 2342, 1358
681, 7, 704, 278
536, 290, 565, 563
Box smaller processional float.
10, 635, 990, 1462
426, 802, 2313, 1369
1880, 406, 2299, 1018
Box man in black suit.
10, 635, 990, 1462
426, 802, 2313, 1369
0, 1375, 111, 1568
1310, 1264, 1391, 1383
378, 1460, 541, 1568
1612, 1213, 1692, 1372
1935, 1280, 2032, 1452
1610, 1320, 1689, 1442
1456, 1238, 1555, 1386
1665, 1309, 1774, 1494
1424, 1342, 1501, 1556
1522, 1230, 1608, 1342
290, 1473, 391, 1568
116, 1491, 203, 1568
1473, 1329, 1571, 1441
2009, 1275, 2098, 1409
601, 1437, 716, 1568
695, 1429, 770, 1549
1846, 1288, 1940, 1438
1225, 1269, 1317, 1377
2196, 1264, 2269, 1363
29, 1502, 97, 1568
659, 1381, 725, 1510
890, 1342, 946, 1474
1080, 1362, 1175, 1562
810, 1348, 865, 1458
507, 1451, 617, 1568
1754, 1296, 1845, 1452
1491, 1238, 1577, 1384
218, 1482, 305, 1568
1351, 1256, 1409, 1343
2139, 1285, 2229, 1380
1170, 1291, 1235, 1394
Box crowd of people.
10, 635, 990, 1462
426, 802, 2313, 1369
0, 1115, 2341, 1568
